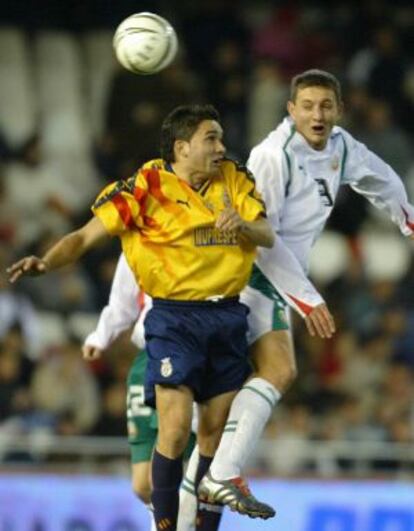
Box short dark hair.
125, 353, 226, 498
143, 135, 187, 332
160, 104, 220, 163
290, 69, 342, 103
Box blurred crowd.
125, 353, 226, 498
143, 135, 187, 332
1, 0, 414, 473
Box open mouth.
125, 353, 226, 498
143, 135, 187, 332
311, 125, 325, 135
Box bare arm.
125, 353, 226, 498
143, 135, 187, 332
216, 190, 274, 248
215, 209, 274, 248
239, 217, 274, 248
7, 217, 108, 283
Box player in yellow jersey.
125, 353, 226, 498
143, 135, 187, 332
7, 104, 275, 531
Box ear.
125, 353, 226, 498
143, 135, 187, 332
287, 100, 295, 119
174, 139, 189, 161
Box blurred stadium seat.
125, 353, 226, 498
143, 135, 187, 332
67, 311, 99, 342
83, 30, 116, 139
0, 28, 36, 147
35, 31, 91, 156
36, 310, 67, 350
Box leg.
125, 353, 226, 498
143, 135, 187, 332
127, 351, 159, 528
131, 461, 157, 531
195, 391, 236, 531
197, 390, 236, 457
209, 329, 295, 480
132, 461, 152, 504
152, 384, 193, 531
156, 384, 193, 458
199, 328, 295, 520
178, 440, 199, 531
251, 328, 297, 391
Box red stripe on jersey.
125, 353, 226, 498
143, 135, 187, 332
134, 186, 147, 221
286, 293, 313, 315
134, 186, 147, 205
402, 207, 414, 231
111, 194, 136, 230
143, 215, 160, 229
137, 290, 146, 311
145, 167, 169, 204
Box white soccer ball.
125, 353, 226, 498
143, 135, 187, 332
113, 12, 178, 75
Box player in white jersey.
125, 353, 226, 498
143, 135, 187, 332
198, 69, 414, 519
82, 254, 199, 531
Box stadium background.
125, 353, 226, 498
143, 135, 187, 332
1, 0, 414, 529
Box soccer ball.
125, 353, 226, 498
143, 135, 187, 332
113, 12, 178, 75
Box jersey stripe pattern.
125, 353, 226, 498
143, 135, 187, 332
92, 159, 265, 300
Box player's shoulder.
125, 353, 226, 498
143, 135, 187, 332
331, 126, 369, 168
220, 157, 255, 182
134, 158, 172, 187
93, 176, 136, 208
141, 158, 165, 171
250, 118, 293, 160
330, 125, 360, 149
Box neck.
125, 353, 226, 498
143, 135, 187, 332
171, 162, 207, 189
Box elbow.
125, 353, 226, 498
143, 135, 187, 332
263, 231, 275, 248
259, 228, 275, 248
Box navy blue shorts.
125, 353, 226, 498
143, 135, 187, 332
143, 298, 252, 407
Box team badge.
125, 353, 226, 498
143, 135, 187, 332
160, 357, 173, 377
278, 309, 287, 324
331, 156, 339, 171
203, 200, 215, 213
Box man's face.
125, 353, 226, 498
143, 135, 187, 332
287, 86, 342, 150
181, 120, 226, 181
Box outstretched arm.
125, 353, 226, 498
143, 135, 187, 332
342, 133, 414, 237
7, 216, 108, 283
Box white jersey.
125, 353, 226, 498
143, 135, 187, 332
83, 254, 152, 350
248, 117, 414, 317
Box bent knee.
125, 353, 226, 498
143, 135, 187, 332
252, 331, 297, 391
157, 425, 191, 457
280, 360, 298, 388
261, 360, 297, 392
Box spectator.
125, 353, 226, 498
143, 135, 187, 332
30, 338, 100, 434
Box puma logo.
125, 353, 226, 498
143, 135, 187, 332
176, 199, 190, 208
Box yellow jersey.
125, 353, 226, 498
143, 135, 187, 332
92, 158, 266, 300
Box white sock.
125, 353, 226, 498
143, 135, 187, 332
210, 377, 281, 480
147, 504, 157, 531
177, 444, 199, 531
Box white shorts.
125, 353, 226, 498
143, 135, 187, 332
241, 285, 290, 345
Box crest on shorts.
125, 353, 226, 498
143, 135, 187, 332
278, 309, 287, 324
160, 357, 173, 378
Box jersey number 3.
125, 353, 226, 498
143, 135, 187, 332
315, 178, 334, 207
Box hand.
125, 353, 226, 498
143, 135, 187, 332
82, 344, 103, 361
304, 303, 336, 339
6, 256, 49, 283
215, 191, 245, 232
